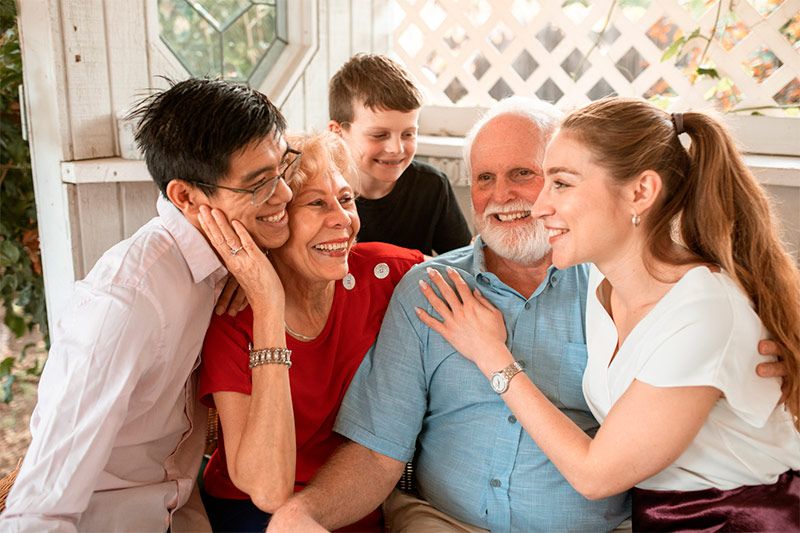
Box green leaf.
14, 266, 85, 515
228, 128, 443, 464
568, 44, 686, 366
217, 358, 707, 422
0, 239, 21, 264
0, 356, 13, 376
661, 37, 685, 62
685, 28, 702, 41
696, 66, 720, 79
4, 310, 25, 337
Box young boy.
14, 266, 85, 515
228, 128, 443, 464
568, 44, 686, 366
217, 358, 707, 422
328, 53, 472, 256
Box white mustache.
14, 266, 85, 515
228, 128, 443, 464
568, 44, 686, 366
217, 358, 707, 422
481, 200, 536, 220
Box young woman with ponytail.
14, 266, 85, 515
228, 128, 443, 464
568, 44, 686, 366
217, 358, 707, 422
416, 97, 799, 530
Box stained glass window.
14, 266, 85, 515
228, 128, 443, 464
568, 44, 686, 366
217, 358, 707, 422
158, 0, 287, 84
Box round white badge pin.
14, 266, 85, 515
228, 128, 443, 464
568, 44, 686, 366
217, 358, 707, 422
343, 273, 356, 290
373, 263, 390, 280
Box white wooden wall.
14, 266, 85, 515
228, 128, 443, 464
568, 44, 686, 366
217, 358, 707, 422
17, 0, 394, 330
15, 0, 800, 335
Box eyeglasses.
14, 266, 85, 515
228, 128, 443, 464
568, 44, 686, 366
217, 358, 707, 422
186, 148, 302, 206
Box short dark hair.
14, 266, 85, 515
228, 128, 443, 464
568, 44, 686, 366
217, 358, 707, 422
329, 54, 423, 124
129, 78, 286, 195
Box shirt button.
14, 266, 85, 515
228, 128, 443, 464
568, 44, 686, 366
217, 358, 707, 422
524, 302, 531, 310
490, 479, 502, 488
508, 415, 517, 423
373, 263, 390, 279
551, 275, 559, 285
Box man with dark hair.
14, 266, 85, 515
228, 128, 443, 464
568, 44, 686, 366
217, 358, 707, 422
0, 78, 295, 532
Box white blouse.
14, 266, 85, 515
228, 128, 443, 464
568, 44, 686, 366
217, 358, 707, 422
583, 265, 800, 491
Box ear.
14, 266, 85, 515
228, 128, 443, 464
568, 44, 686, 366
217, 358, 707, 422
166, 179, 208, 218
629, 170, 662, 214
328, 120, 343, 136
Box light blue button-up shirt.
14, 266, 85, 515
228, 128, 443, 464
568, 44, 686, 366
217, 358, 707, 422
335, 238, 631, 531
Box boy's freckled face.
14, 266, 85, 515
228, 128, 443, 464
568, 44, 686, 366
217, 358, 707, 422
339, 103, 419, 195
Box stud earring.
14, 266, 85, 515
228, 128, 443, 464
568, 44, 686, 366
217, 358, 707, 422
631, 213, 641, 227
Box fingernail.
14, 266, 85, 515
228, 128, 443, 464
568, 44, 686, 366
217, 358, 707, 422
418, 279, 427, 289
446, 266, 455, 274
414, 307, 422, 314
426, 267, 435, 276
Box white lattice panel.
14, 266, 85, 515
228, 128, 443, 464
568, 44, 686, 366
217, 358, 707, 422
390, 0, 800, 114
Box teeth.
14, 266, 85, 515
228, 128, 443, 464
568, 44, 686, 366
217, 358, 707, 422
377, 159, 403, 165
548, 229, 567, 237
313, 242, 348, 252
261, 210, 285, 223
495, 211, 530, 222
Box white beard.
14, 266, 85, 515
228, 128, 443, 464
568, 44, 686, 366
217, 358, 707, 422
474, 200, 551, 264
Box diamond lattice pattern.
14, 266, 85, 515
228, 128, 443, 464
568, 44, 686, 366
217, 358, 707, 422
391, 0, 800, 114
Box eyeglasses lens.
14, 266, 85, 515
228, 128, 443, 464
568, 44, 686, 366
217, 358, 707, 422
250, 152, 301, 206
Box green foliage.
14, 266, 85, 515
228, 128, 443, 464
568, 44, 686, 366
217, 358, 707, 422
696, 66, 720, 79
0, 0, 48, 400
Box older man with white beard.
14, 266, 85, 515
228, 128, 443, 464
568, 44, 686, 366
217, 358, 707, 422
266, 96, 630, 532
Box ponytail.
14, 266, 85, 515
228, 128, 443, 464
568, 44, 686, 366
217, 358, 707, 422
561, 98, 800, 427
680, 113, 800, 426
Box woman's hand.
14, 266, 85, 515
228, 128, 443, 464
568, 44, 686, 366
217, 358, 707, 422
416, 266, 512, 374
198, 205, 284, 310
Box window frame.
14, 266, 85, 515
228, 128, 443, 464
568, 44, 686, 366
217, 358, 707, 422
147, 0, 318, 106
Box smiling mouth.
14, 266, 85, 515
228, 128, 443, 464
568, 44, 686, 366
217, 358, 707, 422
375, 157, 405, 166
257, 210, 286, 223
547, 228, 568, 239
312, 240, 350, 254
492, 211, 531, 222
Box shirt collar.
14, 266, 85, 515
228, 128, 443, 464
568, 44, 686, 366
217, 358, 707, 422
157, 195, 227, 285
471, 235, 561, 296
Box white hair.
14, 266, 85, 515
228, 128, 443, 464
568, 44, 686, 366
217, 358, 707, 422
462, 96, 563, 178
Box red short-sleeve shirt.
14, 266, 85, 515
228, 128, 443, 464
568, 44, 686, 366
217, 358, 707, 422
199, 243, 423, 503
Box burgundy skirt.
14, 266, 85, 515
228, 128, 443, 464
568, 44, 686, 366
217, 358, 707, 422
632, 470, 799, 532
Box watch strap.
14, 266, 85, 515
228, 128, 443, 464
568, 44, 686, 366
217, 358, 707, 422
501, 360, 524, 382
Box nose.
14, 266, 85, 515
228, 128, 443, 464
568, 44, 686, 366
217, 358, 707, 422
270, 177, 293, 204
531, 185, 554, 220
384, 135, 404, 155
491, 176, 517, 204
328, 201, 352, 228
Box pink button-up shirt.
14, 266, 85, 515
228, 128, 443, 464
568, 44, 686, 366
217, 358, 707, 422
0, 197, 226, 532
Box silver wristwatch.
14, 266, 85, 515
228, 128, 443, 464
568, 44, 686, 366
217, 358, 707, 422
490, 361, 525, 394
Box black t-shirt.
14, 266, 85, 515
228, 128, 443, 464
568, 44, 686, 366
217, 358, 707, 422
355, 160, 472, 255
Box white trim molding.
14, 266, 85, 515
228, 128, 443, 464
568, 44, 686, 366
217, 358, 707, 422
17, 0, 77, 333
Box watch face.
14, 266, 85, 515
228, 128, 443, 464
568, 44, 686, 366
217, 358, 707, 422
491, 373, 506, 393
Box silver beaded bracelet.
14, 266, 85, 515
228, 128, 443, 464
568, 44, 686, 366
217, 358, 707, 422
248, 344, 292, 369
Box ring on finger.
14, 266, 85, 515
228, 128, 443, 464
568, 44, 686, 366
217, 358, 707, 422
230, 245, 243, 256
